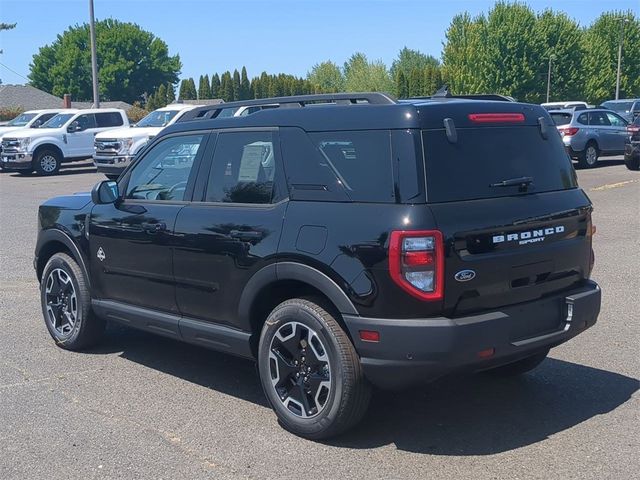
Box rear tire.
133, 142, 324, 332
578, 142, 599, 169
486, 349, 549, 377
40, 253, 105, 350
258, 298, 371, 440
33, 148, 61, 176
625, 154, 640, 171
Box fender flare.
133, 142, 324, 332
237, 261, 358, 331
31, 141, 64, 159
35, 228, 91, 287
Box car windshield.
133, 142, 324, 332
41, 113, 75, 128
550, 112, 572, 125
136, 110, 179, 127
7, 113, 37, 126
602, 101, 634, 113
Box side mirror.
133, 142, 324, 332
67, 121, 82, 133
91, 180, 119, 204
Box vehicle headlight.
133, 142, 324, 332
117, 138, 134, 155
18, 137, 30, 151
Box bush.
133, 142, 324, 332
126, 102, 147, 123
0, 107, 23, 122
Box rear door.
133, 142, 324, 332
421, 107, 593, 322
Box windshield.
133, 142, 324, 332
7, 113, 37, 127
422, 126, 577, 203
550, 112, 572, 125
41, 113, 75, 128
602, 101, 634, 113
136, 110, 179, 127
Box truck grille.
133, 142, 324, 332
1, 138, 20, 154
94, 138, 121, 156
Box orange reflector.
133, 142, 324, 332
477, 348, 495, 358
359, 330, 380, 342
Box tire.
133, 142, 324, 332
486, 349, 549, 377
258, 298, 371, 440
33, 148, 61, 176
40, 252, 105, 350
625, 153, 640, 171
578, 142, 599, 169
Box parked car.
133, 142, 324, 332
550, 108, 628, 168
34, 93, 600, 439
624, 116, 640, 170
541, 101, 589, 111
1, 109, 128, 175
600, 99, 640, 122
93, 104, 200, 179
0, 109, 63, 137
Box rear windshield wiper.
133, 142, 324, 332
490, 176, 534, 191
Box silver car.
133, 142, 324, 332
550, 108, 629, 168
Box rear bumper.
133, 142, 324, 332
1, 152, 33, 169
343, 280, 601, 389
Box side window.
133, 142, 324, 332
605, 112, 627, 127
126, 135, 204, 201
589, 112, 610, 126
32, 113, 56, 127
577, 113, 588, 125
76, 114, 97, 130
95, 112, 124, 127
205, 131, 277, 204
308, 130, 394, 202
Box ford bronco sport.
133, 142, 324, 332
35, 92, 601, 439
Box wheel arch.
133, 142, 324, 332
32, 142, 64, 160
36, 229, 90, 288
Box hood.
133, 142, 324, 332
6, 127, 60, 139
0, 126, 24, 138
41, 192, 92, 210
95, 126, 162, 140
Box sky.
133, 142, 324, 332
1, 0, 638, 87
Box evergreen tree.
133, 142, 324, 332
156, 84, 168, 107
232, 69, 241, 101
179, 78, 197, 100
396, 71, 409, 98
240, 67, 251, 100
211, 73, 221, 98
220, 71, 234, 101
198, 74, 212, 99
166, 83, 176, 103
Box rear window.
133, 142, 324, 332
422, 126, 577, 203
550, 112, 572, 125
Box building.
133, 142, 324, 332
0, 84, 132, 111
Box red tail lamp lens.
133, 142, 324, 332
468, 113, 525, 123
359, 330, 380, 342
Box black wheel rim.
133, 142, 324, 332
45, 268, 77, 336
268, 321, 331, 418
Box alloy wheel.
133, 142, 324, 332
45, 268, 77, 336
586, 146, 597, 166
268, 321, 332, 418
40, 154, 58, 173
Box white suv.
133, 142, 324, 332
1, 108, 128, 175
93, 104, 200, 178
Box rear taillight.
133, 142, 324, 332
389, 230, 444, 301
468, 113, 525, 123
559, 127, 580, 136
627, 126, 640, 133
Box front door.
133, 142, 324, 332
173, 129, 287, 328
66, 113, 98, 157
89, 133, 208, 312
604, 112, 628, 153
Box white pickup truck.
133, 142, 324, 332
0, 109, 63, 138
93, 104, 200, 178
1, 108, 128, 175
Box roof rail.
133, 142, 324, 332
408, 85, 516, 102
177, 92, 397, 122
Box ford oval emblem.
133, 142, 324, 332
454, 269, 476, 282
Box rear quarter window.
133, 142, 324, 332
422, 126, 577, 203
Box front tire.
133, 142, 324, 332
33, 149, 61, 176
40, 253, 105, 350
486, 349, 549, 377
258, 298, 371, 440
578, 142, 599, 169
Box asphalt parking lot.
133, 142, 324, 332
1, 159, 638, 480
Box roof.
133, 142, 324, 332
161, 103, 202, 111
0, 84, 64, 110
179, 99, 224, 106
23, 108, 66, 114
71, 101, 133, 110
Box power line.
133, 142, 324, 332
0, 61, 30, 82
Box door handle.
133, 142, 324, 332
141, 222, 167, 233
229, 229, 263, 241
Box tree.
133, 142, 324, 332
219, 71, 234, 101
179, 77, 197, 100
211, 73, 220, 98
166, 82, 176, 103
232, 69, 241, 101
343, 52, 394, 93
583, 11, 640, 104
391, 47, 440, 96
198, 74, 211, 99
0, 22, 16, 55
307, 60, 344, 93
29, 19, 181, 103
396, 71, 409, 98
240, 67, 251, 100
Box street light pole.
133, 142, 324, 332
615, 17, 628, 100
546, 54, 555, 104
89, 0, 100, 108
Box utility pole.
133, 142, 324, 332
615, 17, 628, 100
546, 54, 555, 103
89, 0, 100, 108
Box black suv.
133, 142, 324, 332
35, 92, 601, 439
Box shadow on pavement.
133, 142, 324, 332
90, 323, 638, 455
574, 159, 625, 169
